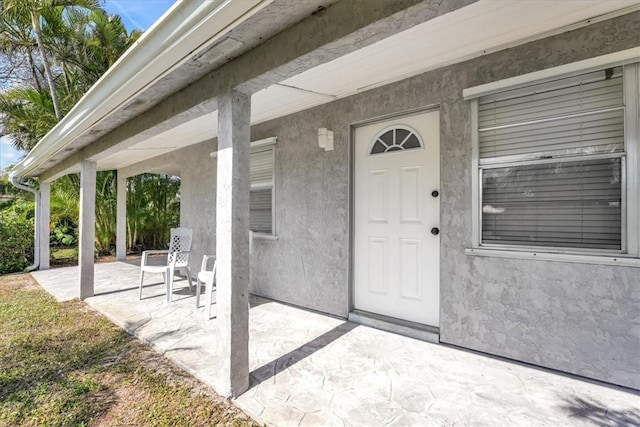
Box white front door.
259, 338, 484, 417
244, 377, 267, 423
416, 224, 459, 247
353, 110, 440, 327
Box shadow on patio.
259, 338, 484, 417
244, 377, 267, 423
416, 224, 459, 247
559, 395, 640, 426
249, 322, 358, 387
31, 261, 640, 427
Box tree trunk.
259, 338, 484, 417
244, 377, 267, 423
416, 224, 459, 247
30, 9, 62, 120
27, 51, 42, 92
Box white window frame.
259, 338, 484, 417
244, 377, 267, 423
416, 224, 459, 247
465, 53, 640, 266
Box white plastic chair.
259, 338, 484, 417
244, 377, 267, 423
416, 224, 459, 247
195, 254, 216, 320
139, 227, 193, 302
196, 231, 253, 320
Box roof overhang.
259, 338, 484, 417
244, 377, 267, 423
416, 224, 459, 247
10, 0, 640, 181
10, 0, 326, 179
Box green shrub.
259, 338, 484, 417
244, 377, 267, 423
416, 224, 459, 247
0, 202, 34, 274
50, 218, 77, 247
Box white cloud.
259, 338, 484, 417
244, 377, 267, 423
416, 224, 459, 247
107, 0, 146, 30
0, 136, 25, 171
104, 0, 175, 31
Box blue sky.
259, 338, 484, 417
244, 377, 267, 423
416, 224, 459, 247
0, 0, 176, 172
0, 137, 21, 172
103, 0, 176, 32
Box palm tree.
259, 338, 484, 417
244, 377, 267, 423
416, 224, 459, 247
126, 174, 180, 251
94, 170, 116, 254
0, 86, 58, 150
1, 2, 179, 257
0, 0, 101, 120
44, 7, 140, 93
0, 8, 43, 90
0, 2, 139, 152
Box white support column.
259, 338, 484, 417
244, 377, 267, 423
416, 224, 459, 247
79, 160, 96, 300
215, 90, 251, 397
116, 171, 127, 261
39, 181, 51, 270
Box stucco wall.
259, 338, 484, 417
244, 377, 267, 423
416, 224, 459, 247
248, 12, 640, 389
120, 12, 640, 389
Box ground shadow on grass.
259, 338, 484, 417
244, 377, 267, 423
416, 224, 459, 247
0, 323, 132, 426
559, 395, 640, 426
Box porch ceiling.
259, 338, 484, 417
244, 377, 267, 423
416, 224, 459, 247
96, 0, 639, 172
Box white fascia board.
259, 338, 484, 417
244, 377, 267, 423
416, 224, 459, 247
11, 0, 271, 179
462, 46, 640, 100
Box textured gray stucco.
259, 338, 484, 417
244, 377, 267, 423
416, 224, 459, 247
248, 12, 640, 389
214, 91, 252, 397
250, 111, 351, 318
119, 12, 640, 389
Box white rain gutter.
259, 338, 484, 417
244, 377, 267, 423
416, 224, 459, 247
9, 175, 40, 272
10, 0, 271, 179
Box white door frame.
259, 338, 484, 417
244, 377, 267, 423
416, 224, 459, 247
348, 105, 441, 324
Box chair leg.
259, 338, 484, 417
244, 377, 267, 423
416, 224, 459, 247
205, 277, 213, 320
196, 277, 202, 308
139, 270, 145, 300
185, 268, 193, 292
167, 268, 174, 303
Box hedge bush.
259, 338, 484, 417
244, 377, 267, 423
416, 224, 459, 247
0, 202, 34, 274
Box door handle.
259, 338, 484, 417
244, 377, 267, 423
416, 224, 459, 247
431, 227, 440, 236
431, 190, 439, 197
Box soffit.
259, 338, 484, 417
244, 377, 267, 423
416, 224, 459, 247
98, 0, 640, 171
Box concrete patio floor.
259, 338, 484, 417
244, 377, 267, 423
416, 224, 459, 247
31, 261, 639, 426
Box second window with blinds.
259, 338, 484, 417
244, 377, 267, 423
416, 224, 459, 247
473, 64, 637, 254
250, 144, 275, 235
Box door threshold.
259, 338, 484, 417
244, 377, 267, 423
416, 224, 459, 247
348, 310, 439, 344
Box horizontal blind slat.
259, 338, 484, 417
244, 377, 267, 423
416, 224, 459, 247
250, 188, 272, 233
478, 68, 623, 104
250, 149, 274, 186
479, 105, 624, 159
481, 158, 622, 250
480, 111, 624, 142
478, 82, 623, 127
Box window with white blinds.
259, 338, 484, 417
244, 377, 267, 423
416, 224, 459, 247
250, 146, 274, 234
477, 66, 626, 252
479, 67, 624, 161
482, 158, 622, 249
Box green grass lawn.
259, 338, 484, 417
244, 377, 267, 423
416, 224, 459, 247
0, 274, 256, 427
50, 247, 79, 266
51, 247, 78, 260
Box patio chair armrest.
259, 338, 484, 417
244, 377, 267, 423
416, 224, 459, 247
200, 254, 216, 272
141, 249, 170, 265
168, 250, 191, 267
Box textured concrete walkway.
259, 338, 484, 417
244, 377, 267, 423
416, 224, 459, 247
32, 262, 639, 426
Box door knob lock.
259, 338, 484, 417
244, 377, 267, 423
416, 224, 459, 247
431, 227, 440, 236
431, 190, 439, 197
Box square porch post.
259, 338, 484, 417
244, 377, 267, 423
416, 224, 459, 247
79, 160, 96, 300
215, 90, 251, 397
39, 181, 51, 270
116, 171, 127, 261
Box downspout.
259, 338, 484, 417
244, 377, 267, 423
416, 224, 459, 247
9, 174, 40, 272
